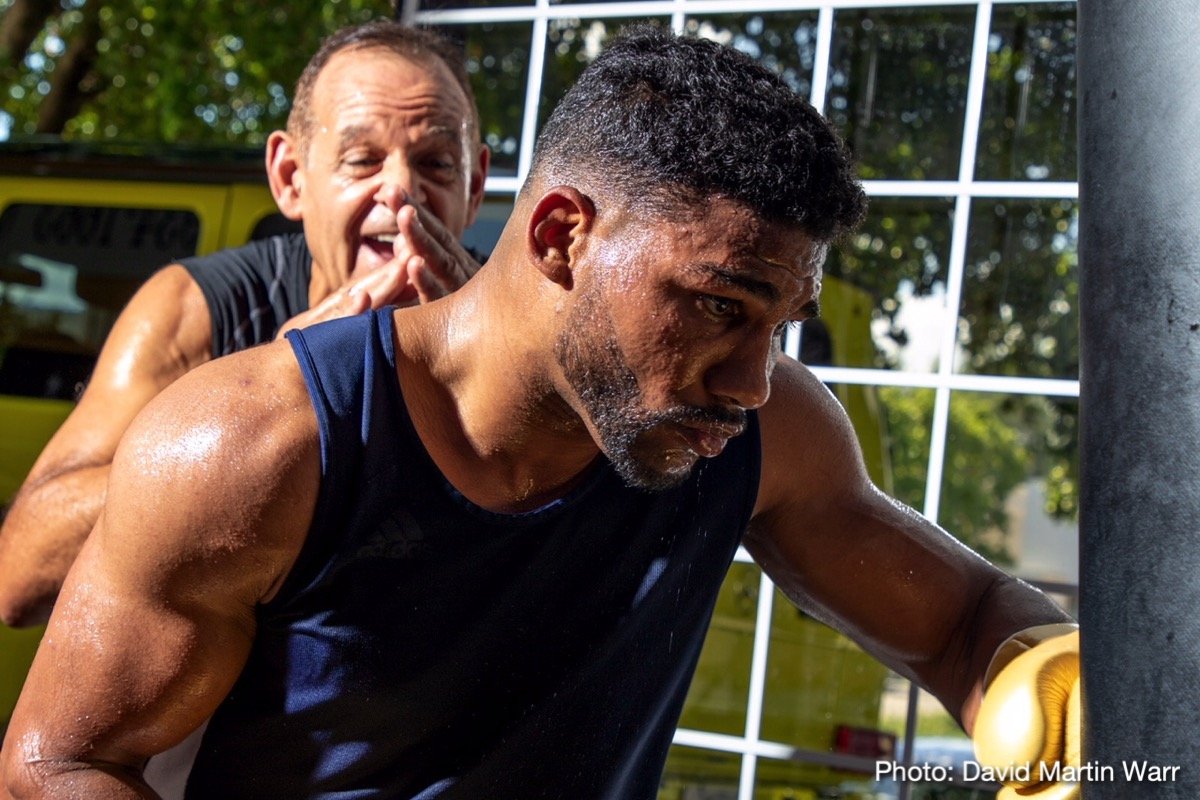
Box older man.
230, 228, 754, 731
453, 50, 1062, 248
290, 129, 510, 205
0, 21, 489, 626
3, 27, 1077, 800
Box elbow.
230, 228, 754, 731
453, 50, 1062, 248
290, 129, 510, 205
0, 583, 53, 628
1, 725, 95, 800
2, 735, 45, 800
0, 541, 57, 628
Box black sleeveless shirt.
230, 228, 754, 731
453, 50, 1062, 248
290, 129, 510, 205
181, 233, 311, 357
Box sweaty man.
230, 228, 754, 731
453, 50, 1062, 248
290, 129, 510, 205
0, 21, 489, 626
2, 28, 1078, 800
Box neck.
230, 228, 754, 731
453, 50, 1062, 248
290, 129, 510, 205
394, 263, 601, 513
306, 260, 341, 309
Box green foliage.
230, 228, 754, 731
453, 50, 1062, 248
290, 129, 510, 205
880, 387, 1028, 564
828, 7, 976, 180
958, 200, 1079, 524
976, 3, 1076, 181
453, 20, 530, 175
2, 0, 394, 144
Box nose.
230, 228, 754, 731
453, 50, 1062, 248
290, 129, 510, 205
704, 331, 775, 411
373, 157, 424, 211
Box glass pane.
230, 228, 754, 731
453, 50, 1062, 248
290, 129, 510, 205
756, 756, 892, 800
956, 199, 1078, 379
939, 392, 1078, 586
898, 689, 997, 800
678, 562, 759, 736
452, 21, 533, 176
0, 203, 199, 400
684, 11, 820, 98
760, 588, 891, 754
803, 379, 929, 499
461, 195, 514, 258
975, 3, 1077, 181
538, 17, 668, 133
659, 746, 740, 800
827, 8, 976, 180
875, 386, 935, 511
823, 198, 955, 372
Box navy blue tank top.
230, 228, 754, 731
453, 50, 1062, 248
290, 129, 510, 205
182, 308, 760, 799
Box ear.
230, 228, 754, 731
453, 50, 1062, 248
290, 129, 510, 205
463, 143, 490, 229
266, 130, 304, 221
526, 186, 595, 290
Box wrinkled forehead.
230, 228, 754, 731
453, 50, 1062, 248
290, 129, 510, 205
312, 47, 476, 129
660, 196, 828, 274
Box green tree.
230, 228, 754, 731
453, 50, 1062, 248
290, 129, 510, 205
880, 387, 1029, 564
1, 0, 394, 144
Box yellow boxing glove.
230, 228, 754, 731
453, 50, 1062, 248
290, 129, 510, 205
972, 624, 1081, 800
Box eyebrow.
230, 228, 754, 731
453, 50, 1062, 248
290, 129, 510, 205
691, 263, 782, 304
421, 124, 462, 142
336, 122, 462, 152
336, 124, 375, 152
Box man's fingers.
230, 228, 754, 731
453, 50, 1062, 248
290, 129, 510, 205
339, 285, 374, 315
409, 256, 448, 305
396, 202, 481, 290
276, 267, 405, 339
353, 262, 411, 309
405, 198, 460, 252
396, 205, 453, 277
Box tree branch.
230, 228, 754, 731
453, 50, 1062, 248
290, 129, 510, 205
0, 0, 58, 71
35, 0, 102, 135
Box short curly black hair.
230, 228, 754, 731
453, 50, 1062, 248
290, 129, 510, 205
531, 26, 866, 241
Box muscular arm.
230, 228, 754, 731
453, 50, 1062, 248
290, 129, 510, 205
747, 358, 1072, 732
0, 343, 318, 799
0, 266, 212, 627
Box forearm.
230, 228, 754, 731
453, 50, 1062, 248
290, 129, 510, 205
0, 464, 109, 627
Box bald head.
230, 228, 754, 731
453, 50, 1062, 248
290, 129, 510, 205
288, 21, 479, 158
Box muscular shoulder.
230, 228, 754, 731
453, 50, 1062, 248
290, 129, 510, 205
103, 264, 213, 381
121, 338, 318, 502
753, 356, 873, 519
110, 339, 320, 602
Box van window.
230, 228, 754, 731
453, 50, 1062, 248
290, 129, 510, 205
0, 203, 200, 400
249, 212, 303, 241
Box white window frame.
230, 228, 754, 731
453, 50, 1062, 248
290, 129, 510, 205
412, 2, 1080, 797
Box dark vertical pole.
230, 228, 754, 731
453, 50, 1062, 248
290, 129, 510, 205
1078, 1, 1200, 795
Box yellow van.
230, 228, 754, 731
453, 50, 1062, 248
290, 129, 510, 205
0, 140, 287, 733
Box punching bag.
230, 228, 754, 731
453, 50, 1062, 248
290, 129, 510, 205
1078, 1, 1200, 796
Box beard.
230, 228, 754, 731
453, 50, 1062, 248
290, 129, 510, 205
553, 285, 746, 491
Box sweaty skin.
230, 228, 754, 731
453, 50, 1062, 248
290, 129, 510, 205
0, 189, 1069, 797
0, 45, 489, 627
